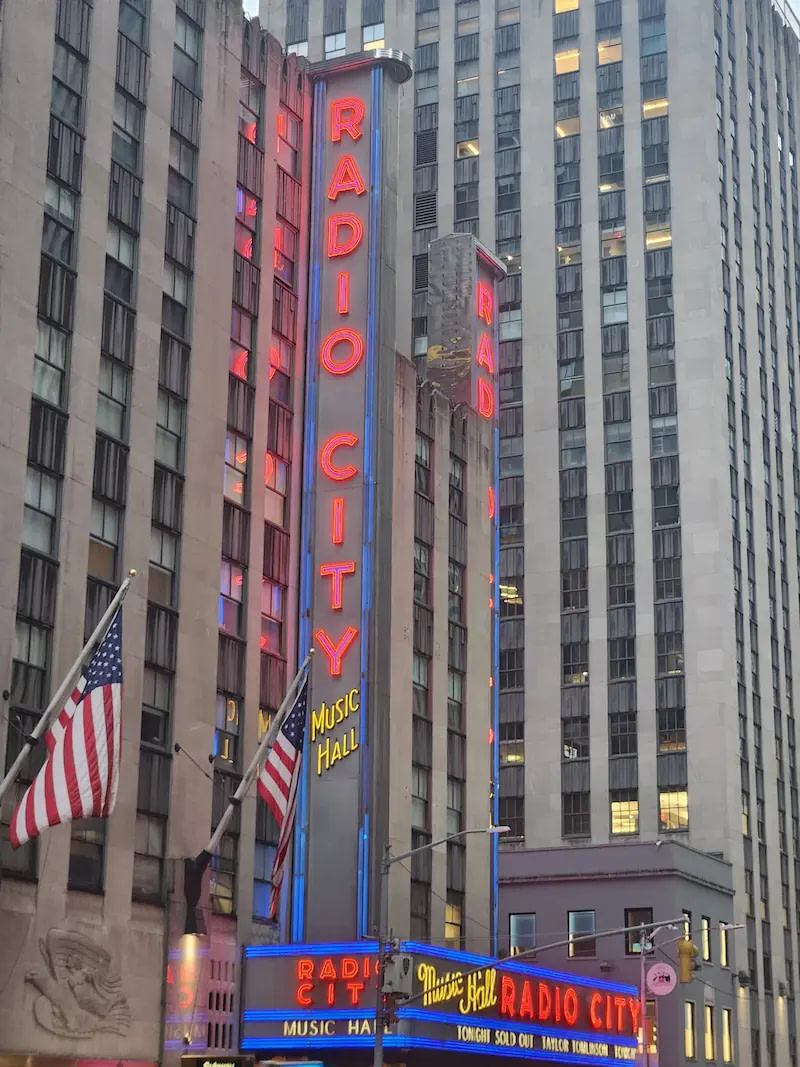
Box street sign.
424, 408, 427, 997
646, 961, 677, 996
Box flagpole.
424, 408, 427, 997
202, 649, 313, 858
0, 570, 136, 810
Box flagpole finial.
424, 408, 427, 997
309, 646, 315, 655
128, 568, 137, 577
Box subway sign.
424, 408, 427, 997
242, 942, 639, 1066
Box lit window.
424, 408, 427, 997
456, 138, 480, 158
611, 791, 639, 835
555, 0, 579, 10
643, 97, 669, 119
456, 75, 479, 96
445, 894, 463, 948
224, 431, 248, 502
362, 22, 384, 50
497, 5, 520, 26
568, 910, 595, 957
646, 216, 673, 249
685, 1002, 696, 1060
457, 16, 479, 35
597, 33, 622, 65
286, 41, 308, 58
499, 720, 524, 764
701, 916, 711, 961
555, 46, 580, 74
556, 115, 581, 137
557, 242, 581, 266
416, 25, 439, 45
704, 1005, 715, 1062
601, 223, 626, 258
509, 912, 536, 955
599, 107, 623, 128
659, 789, 689, 832
720, 924, 729, 968
324, 32, 346, 58
721, 1008, 733, 1063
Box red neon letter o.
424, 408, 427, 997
320, 432, 359, 481
563, 987, 579, 1026
320, 328, 364, 375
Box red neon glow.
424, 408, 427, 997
297, 959, 314, 980
235, 450, 248, 466
231, 347, 248, 380
246, 196, 258, 217
337, 272, 350, 315
564, 987, 579, 1026
320, 433, 359, 482
488, 485, 496, 519
264, 452, 274, 484
245, 121, 257, 144
327, 155, 366, 200
233, 572, 244, 587
477, 378, 496, 419
327, 214, 364, 258
315, 626, 359, 677
320, 327, 365, 375
476, 333, 496, 374
488, 727, 494, 744
296, 983, 313, 1007
269, 346, 281, 381
476, 280, 494, 325
332, 497, 345, 543
330, 97, 365, 143
319, 561, 356, 610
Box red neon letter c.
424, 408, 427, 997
320, 327, 364, 375
320, 432, 359, 481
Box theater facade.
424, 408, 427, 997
239, 941, 641, 1067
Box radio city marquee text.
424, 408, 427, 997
279, 955, 638, 1046
311, 93, 371, 769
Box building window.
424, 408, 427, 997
447, 669, 464, 731
96, 355, 129, 439
141, 666, 172, 747
149, 527, 177, 608
411, 764, 429, 829
445, 893, 463, 948
562, 791, 590, 837
611, 790, 639, 836
562, 641, 588, 684
609, 711, 637, 755
448, 561, 465, 622
133, 813, 165, 901
88, 498, 121, 582
568, 909, 596, 957
219, 559, 244, 636
169, 133, 196, 213
324, 32, 346, 58
223, 431, 248, 503
597, 32, 622, 65
720, 924, 729, 968
23, 467, 58, 555
701, 916, 711, 961
13, 620, 50, 710
555, 44, 580, 75
174, 10, 202, 92
722, 1008, 733, 1063
253, 840, 277, 920
499, 796, 524, 838
640, 16, 666, 57
657, 707, 686, 751
286, 41, 308, 58
155, 389, 184, 471
500, 648, 524, 690
362, 22, 384, 50
415, 433, 431, 494
68, 819, 105, 892
509, 912, 536, 955
413, 652, 429, 718
704, 1005, 716, 1061
624, 908, 654, 953
33, 320, 68, 407
602, 287, 628, 325
685, 1002, 697, 1060
562, 718, 589, 760
554, 0, 579, 9
446, 777, 463, 837
659, 789, 689, 832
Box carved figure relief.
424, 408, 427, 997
26, 928, 131, 1038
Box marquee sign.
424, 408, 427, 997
242, 942, 640, 1066
295, 51, 412, 942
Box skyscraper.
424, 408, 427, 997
265, 0, 800, 1062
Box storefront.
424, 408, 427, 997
241, 942, 640, 1067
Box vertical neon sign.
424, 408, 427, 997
294, 54, 406, 942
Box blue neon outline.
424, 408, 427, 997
292, 76, 327, 940
357, 64, 383, 939
240, 1035, 634, 1067
243, 940, 636, 996
490, 272, 501, 954
242, 1008, 636, 1049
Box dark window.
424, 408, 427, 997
68, 819, 105, 892
625, 907, 654, 953
610, 711, 637, 755
51, 42, 85, 128
499, 796, 524, 838
562, 792, 590, 837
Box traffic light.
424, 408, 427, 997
383, 992, 402, 1027
678, 938, 699, 982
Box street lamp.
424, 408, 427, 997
372, 825, 510, 1067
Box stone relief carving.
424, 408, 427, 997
26, 928, 131, 1038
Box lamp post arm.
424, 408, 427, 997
398, 916, 689, 1010
387, 828, 487, 868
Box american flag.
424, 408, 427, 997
257, 679, 308, 918
9, 611, 123, 850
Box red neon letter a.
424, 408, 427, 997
476, 333, 496, 374
315, 626, 358, 677
328, 155, 366, 200
330, 98, 365, 142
